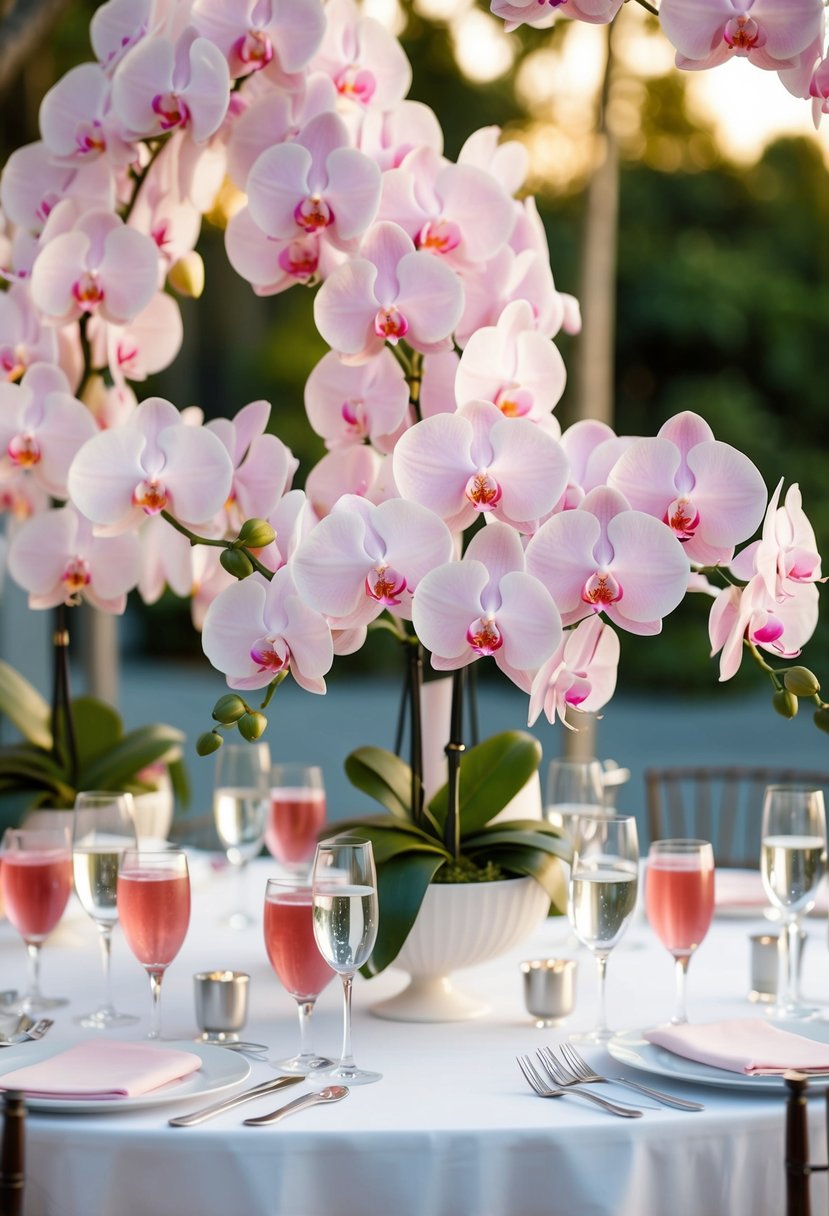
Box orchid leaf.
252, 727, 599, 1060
344, 746, 414, 820
464, 843, 568, 910
67, 697, 123, 770
461, 826, 570, 857
333, 814, 447, 855
360, 850, 446, 978
80, 724, 185, 792
0, 661, 52, 750
428, 731, 542, 835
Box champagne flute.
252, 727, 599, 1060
117, 848, 191, 1039
645, 839, 715, 1024
310, 837, 381, 1085
264, 876, 335, 1074
760, 785, 826, 1020
267, 763, 326, 874
544, 758, 608, 838
568, 814, 639, 1044
213, 741, 270, 929
72, 790, 139, 1028
0, 826, 73, 1012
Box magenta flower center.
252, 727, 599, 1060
7, 433, 40, 468
132, 478, 168, 515
61, 556, 91, 593
152, 92, 190, 131
235, 29, 274, 70
495, 385, 533, 418
466, 616, 503, 656
723, 15, 762, 50
365, 564, 407, 606
664, 496, 700, 541
278, 238, 320, 282
750, 611, 784, 646
341, 398, 368, 436
374, 306, 409, 344
334, 65, 376, 104
465, 471, 502, 512
581, 571, 622, 609
250, 637, 290, 674
75, 120, 106, 155
1, 346, 26, 382
294, 196, 334, 234
417, 219, 462, 255
72, 271, 105, 312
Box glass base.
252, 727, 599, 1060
273, 1052, 333, 1076
19, 992, 68, 1013
308, 1062, 382, 1086
75, 1006, 139, 1029
764, 1000, 821, 1021
219, 909, 257, 931
568, 1025, 614, 1045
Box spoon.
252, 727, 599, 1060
243, 1085, 349, 1126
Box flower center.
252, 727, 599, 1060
365, 565, 407, 607
235, 29, 273, 70
1, 346, 27, 382
294, 195, 334, 234
464, 471, 502, 512
75, 120, 106, 155
278, 237, 319, 282
72, 271, 105, 312
250, 637, 290, 674
417, 219, 462, 255
723, 15, 762, 50
334, 65, 376, 104
132, 478, 168, 515
7, 433, 40, 468
152, 92, 190, 131
374, 306, 409, 344
581, 571, 622, 609
341, 398, 368, 437
466, 616, 503, 656
61, 556, 91, 594
664, 496, 700, 541
495, 385, 533, 418
750, 610, 784, 646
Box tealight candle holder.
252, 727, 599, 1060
520, 958, 577, 1028
193, 970, 250, 1042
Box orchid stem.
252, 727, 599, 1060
160, 511, 274, 580
628, 0, 659, 14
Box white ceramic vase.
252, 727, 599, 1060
370, 875, 550, 1022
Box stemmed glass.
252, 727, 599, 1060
117, 848, 191, 1039
760, 784, 826, 1020
310, 837, 381, 1085
267, 763, 326, 874
264, 876, 335, 1074
645, 839, 715, 1024
544, 759, 608, 837
213, 741, 270, 929
72, 790, 139, 1028
0, 826, 73, 1011
567, 814, 639, 1044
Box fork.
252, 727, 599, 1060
0, 1018, 53, 1046
555, 1042, 704, 1111
516, 1055, 643, 1118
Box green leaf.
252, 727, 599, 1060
167, 755, 191, 808
428, 730, 542, 835
80, 724, 184, 792
0, 661, 52, 750
464, 844, 568, 911
344, 746, 414, 820
461, 826, 571, 857
326, 821, 448, 865
360, 851, 446, 978
68, 697, 123, 770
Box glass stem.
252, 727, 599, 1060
672, 955, 690, 1025
339, 973, 355, 1071
784, 918, 800, 1008
235, 860, 247, 916
98, 924, 114, 1011
297, 1000, 315, 1058
148, 968, 164, 1040
595, 954, 608, 1037
25, 942, 42, 1002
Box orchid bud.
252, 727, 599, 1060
168, 251, 205, 299
212, 693, 247, 724
772, 689, 798, 719
220, 548, 253, 579
814, 707, 829, 735
783, 667, 821, 698
237, 518, 276, 549
196, 730, 223, 756
238, 710, 267, 742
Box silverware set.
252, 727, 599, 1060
517, 1044, 704, 1116
169, 1075, 350, 1128
0, 1015, 54, 1047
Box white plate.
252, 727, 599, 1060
0, 1039, 250, 1114
607, 1022, 829, 1094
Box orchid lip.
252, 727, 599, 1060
365, 566, 407, 607
235, 29, 274, 70
7, 433, 41, 468
466, 616, 503, 656
581, 571, 622, 608
152, 92, 190, 131
250, 639, 291, 674
374, 306, 409, 344
664, 496, 700, 541
132, 479, 169, 515
294, 196, 334, 234
464, 472, 502, 512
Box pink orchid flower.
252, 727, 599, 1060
731, 479, 823, 601
528, 616, 620, 728
456, 244, 565, 349
246, 111, 382, 253
491, 0, 623, 32
136, 512, 194, 605
89, 0, 151, 71
191, 546, 235, 631
419, 350, 459, 419
559, 419, 634, 509
313, 220, 464, 362
393, 399, 569, 533
378, 146, 515, 269
607, 410, 767, 566
709, 574, 819, 681
458, 126, 529, 198
0, 283, 60, 381
30, 209, 160, 327
38, 63, 134, 167
202, 567, 333, 694
128, 142, 202, 276
0, 467, 48, 523
304, 445, 383, 516
207, 398, 298, 529
355, 98, 444, 173
0, 363, 97, 499
88, 291, 184, 389
525, 486, 690, 635
808, 55, 829, 126
0, 142, 113, 234
659, 0, 824, 72
258, 487, 319, 574
225, 206, 345, 295
312, 0, 412, 109
454, 299, 566, 420
304, 349, 410, 453
111, 30, 230, 143
191, 0, 326, 80
291, 493, 453, 628
7, 502, 140, 613
67, 395, 234, 530
411, 520, 562, 692
226, 76, 337, 190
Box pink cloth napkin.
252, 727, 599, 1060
645, 1019, 829, 1076
715, 870, 829, 914
0, 1040, 202, 1099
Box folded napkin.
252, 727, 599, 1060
0, 1040, 202, 1100
715, 870, 829, 915
645, 1019, 829, 1076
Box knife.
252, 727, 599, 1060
168, 1075, 302, 1127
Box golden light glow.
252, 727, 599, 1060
451, 9, 515, 83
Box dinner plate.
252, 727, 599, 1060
607, 1021, 829, 1093
0, 1039, 250, 1114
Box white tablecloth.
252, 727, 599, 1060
7, 857, 829, 1216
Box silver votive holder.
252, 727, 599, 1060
520, 958, 577, 1027
193, 970, 250, 1041
748, 931, 807, 1003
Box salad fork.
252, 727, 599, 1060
516, 1055, 643, 1118
554, 1043, 704, 1111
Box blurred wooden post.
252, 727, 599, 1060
784, 1071, 811, 1216
0, 1090, 25, 1216
564, 19, 619, 763
83, 607, 119, 708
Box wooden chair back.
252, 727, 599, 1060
645, 766, 829, 869
0, 1090, 25, 1216
785, 1072, 829, 1216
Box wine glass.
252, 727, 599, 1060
0, 825, 73, 1012
544, 759, 609, 839
310, 837, 381, 1085
117, 848, 191, 1039
264, 876, 335, 1074
760, 784, 826, 1020
213, 741, 270, 929
645, 839, 715, 1024
266, 763, 326, 874
567, 814, 639, 1044
72, 790, 139, 1028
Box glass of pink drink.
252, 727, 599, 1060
117, 848, 191, 1039
264, 877, 335, 1074
0, 826, 73, 1012
645, 839, 715, 1024
266, 765, 326, 873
